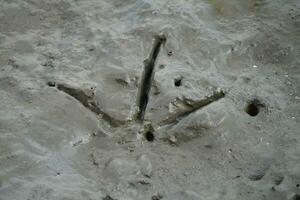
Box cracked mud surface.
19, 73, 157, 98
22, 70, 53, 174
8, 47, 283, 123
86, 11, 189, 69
0, 0, 300, 200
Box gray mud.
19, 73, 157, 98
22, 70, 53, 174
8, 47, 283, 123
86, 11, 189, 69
0, 0, 300, 200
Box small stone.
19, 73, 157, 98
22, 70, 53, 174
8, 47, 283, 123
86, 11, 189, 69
168, 135, 177, 145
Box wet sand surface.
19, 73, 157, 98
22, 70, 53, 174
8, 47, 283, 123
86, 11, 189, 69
0, 0, 300, 199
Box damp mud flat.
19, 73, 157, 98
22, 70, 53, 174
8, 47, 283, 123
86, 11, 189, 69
0, 0, 300, 200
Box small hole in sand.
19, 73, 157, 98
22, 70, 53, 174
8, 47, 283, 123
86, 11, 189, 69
174, 78, 182, 87
246, 103, 259, 116
245, 99, 263, 117
145, 131, 155, 142
168, 51, 173, 56
47, 81, 56, 87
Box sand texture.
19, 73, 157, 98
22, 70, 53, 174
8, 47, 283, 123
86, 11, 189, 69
0, 0, 300, 199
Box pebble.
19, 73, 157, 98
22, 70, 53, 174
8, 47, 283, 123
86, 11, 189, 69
168, 135, 177, 145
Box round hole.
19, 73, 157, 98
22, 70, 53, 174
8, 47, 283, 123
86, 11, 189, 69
174, 78, 182, 87
145, 131, 155, 142
47, 81, 56, 87
167, 51, 173, 56
246, 103, 259, 116
245, 99, 264, 117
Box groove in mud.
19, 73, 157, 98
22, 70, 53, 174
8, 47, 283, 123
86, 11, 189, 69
135, 33, 166, 121
160, 90, 225, 126
56, 83, 124, 127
